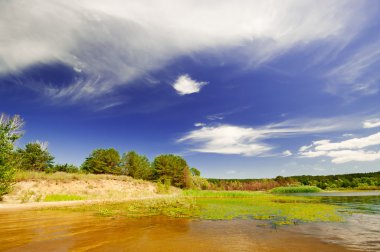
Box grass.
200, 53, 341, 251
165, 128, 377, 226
46, 190, 345, 225
183, 190, 263, 197
183, 190, 341, 225
271, 186, 322, 193
44, 194, 87, 202
51, 196, 198, 218
14, 170, 135, 182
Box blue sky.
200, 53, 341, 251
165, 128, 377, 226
1, 0, 380, 178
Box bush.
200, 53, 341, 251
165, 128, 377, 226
271, 186, 321, 194
191, 175, 210, 190
46, 163, 79, 173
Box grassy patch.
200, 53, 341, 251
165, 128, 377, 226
183, 190, 262, 198
54, 197, 198, 218
195, 197, 342, 225
271, 186, 321, 193
48, 190, 345, 225
183, 190, 342, 225
44, 194, 87, 202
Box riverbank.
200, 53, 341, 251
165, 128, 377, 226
1, 171, 180, 207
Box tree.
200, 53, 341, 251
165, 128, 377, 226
121, 151, 152, 180
190, 167, 201, 176
17, 142, 54, 171
0, 114, 24, 199
153, 154, 190, 188
81, 148, 121, 174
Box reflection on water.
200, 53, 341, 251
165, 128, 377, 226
295, 214, 380, 252
0, 211, 350, 252
0, 192, 379, 252
296, 192, 380, 251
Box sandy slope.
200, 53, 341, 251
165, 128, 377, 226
0, 172, 180, 210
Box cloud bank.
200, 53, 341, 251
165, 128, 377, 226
0, 0, 369, 102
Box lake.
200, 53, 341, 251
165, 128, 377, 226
0, 192, 379, 251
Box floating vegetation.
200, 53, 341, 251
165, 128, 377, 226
42, 190, 345, 225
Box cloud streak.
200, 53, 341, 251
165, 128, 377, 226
363, 119, 380, 129
178, 117, 353, 156
326, 39, 380, 97
0, 0, 369, 103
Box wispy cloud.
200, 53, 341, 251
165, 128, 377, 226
299, 132, 380, 163
0, 0, 369, 104
363, 119, 380, 129
172, 74, 207, 95
178, 117, 353, 156
326, 40, 380, 98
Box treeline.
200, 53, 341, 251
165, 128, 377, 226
207, 176, 297, 191
14, 145, 208, 189
0, 114, 209, 199
208, 172, 380, 191
289, 172, 380, 189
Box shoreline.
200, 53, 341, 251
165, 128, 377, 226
0, 194, 177, 212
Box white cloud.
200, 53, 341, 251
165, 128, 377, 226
178, 124, 271, 156
363, 119, 380, 129
178, 117, 350, 156
172, 75, 207, 95
282, 150, 292, 157
299, 131, 380, 163
194, 122, 206, 127
0, 0, 369, 103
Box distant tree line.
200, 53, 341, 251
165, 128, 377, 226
207, 173, 380, 191
289, 172, 380, 190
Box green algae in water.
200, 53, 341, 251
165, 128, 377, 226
41, 192, 344, 225
195, 196, 343, 225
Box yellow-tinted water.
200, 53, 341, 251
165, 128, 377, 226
0, 210, 352, 252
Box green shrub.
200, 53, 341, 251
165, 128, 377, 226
271, 186, 321, 193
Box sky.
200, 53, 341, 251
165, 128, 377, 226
1, 0, 380, 178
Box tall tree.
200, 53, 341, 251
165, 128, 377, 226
121, 151, 152, 180
0, 114, 24, 198
153, 154, 190, 188
81, 148, 121, 174
17, 142, 54, 171
190, 167, 201, 176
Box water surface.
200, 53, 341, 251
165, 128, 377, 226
1, 192, 379, 251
